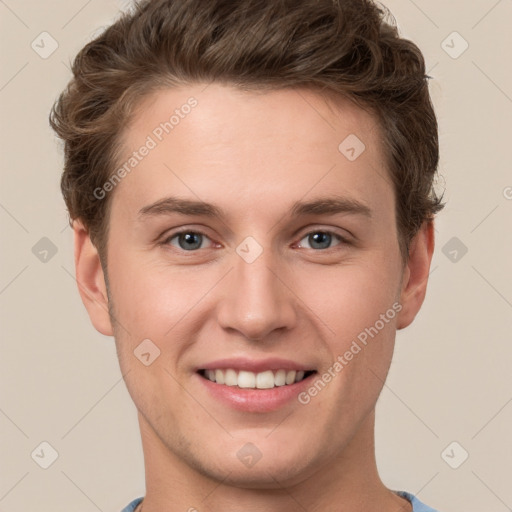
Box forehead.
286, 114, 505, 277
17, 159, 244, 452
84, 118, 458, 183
112, 83, 392, 220
124, 83, 382, 156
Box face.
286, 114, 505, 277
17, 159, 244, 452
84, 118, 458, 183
77, 83, 430, 488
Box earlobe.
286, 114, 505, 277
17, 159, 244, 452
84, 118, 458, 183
396, 220, 435, 330
73, 220, 114, 336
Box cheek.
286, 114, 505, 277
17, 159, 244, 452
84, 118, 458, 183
295, 256, 401, 339
107, 255, 226, 381
108, 256, 206, 333
297, 255, 400, 398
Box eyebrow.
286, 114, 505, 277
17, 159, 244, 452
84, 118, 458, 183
138, 195, 372, 220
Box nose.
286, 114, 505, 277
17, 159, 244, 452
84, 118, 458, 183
216, 246, 298, 342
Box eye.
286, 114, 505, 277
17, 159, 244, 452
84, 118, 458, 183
161, 228, 348, 253
164, 230, 214, 251
297, 231, 345, 250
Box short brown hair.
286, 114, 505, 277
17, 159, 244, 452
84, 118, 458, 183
49, 0, 444, 265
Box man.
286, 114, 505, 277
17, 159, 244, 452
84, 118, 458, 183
49, 0, 444, 510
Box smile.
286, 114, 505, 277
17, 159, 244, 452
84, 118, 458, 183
198, 368, 315, 389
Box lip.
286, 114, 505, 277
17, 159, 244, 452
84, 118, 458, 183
196, 357, 315, 373
195, 358, 317, 413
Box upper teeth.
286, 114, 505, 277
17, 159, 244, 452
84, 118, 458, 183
204, 369, 307, 389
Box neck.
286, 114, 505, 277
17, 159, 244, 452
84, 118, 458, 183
135, 410, 411, 512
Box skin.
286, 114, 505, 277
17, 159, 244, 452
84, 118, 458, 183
74, 83, 434, 511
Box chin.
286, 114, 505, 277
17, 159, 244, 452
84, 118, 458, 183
186, 441, 321, 489
205, 461, 312, 489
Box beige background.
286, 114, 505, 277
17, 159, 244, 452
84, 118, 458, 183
1, 0, 511, 510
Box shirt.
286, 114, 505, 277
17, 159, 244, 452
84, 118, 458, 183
121, 491, 440, 511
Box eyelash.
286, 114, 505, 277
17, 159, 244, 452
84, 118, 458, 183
160, 228, 350, 252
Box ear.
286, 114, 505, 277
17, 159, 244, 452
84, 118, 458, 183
396, 220, 435, 330
73, 219, 114, 336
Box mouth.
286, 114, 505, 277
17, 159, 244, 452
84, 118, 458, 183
195, 358, 319, 412
197, 368, 317, 389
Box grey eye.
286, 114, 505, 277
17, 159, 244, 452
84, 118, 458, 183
169, 232, 208, 251
299, 231, 341, 250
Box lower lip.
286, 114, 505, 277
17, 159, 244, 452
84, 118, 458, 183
196, 372, 316, 413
